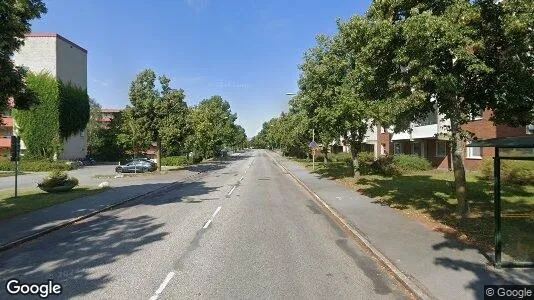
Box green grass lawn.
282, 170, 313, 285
295, 159, 534, 261
0, 187, 106, 220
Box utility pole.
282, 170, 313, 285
10, 136, 20, 198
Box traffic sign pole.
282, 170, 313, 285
312, 129, 315, 171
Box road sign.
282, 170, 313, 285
309, 140, 318, 149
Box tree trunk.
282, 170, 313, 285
349, 140, 360, 178
323, 146, 328, 164
156, 139, 162, 172
450, 120, 469, 218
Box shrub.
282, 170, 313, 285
371, 154, 432, 176
392, 154, 432, 173
331, 152, 353, 164
372, 155, 402, 176
357, 152, 375, 174
480, 158, 534, 185
0, 158, 76, 171
161, 156, 189, 166
38, 170, 79, 188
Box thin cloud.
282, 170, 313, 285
185, 0, 209, 11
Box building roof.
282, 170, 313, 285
25, 33, 87, 53
468, 136, 534, 148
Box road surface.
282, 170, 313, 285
0, 150, 408, 299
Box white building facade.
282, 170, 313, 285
12, 33, 88, 160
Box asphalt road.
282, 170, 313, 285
0, 150, 408, 299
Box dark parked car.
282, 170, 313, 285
115, 160, 154, 173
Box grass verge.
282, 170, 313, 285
0, 187, 107, 220
294, 158, 534, 261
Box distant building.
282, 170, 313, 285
6, 33, 88, 159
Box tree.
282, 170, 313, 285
127, 70, 189, 171
186, 96, 240, 159
87, 98, 103, 157
0, 0, 47, 111
296, 29, 379, 176
366, 0, 534, 217
116, 106, 152, 158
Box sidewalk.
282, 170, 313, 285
272, 153, 534, 300
0, 169, 199, 248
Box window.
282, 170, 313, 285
381, 144, 386, 155
394, 143, 401, 155
436, 141, 447, 157
412, 142, 423, 157
466, 144, 482, 159
414, 111, 438, 126
470, 110, 484, 121
381, 127, 385, 134
527, 124, 534, 135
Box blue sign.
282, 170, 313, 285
309, 141, 318, 149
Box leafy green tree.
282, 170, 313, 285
186, 96, 240, 159
296, 31, 379, 176
0, 0, 47, 112
116, 106, 152, 159
127, 70, 189, 170
365, 0, 534, 217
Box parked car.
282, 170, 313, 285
82, 157, 96, 166
130, 158, 157, 171
115, 160, 154, 173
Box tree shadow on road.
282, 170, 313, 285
0, 178, 219, 298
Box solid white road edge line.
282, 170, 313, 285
149, 271, 175, 300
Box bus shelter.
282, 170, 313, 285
467, 136, 534, 268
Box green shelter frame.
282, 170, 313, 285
468, 136, 534, 268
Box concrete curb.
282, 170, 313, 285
267, 152, 433, 300
0, 171, 206, 253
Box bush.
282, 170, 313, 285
372, 155, 402, 176
392, 154, 432, 173
161, 156, 189, 166
480, 158, 534, 185
371, 154, 432, 176
357, 152, 375, 174
0, 157, 76, 171
38, 170, 79, 188
330, 152, 353, 164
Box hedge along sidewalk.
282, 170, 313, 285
0, 168, 200, 250
270, 152, 534, 300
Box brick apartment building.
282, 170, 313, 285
2, 33, 88, 159
375, 110, 533, 170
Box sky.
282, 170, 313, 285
30, 0, 372, 137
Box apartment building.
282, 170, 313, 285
6, 33, 88, 160
378, 110, 531, 170
333, 109, 531, 170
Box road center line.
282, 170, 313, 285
149, 271, 175, 300
203, 219, 212, 229
203, 206, 222, 229
227, 185, 237, 196
239, 176, 244, 182
212, 206, 222, 218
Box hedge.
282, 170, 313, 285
0, 158, 76, 172
371, 154, 432, 176
480, 158, 534, 185
161, 156, 189, 166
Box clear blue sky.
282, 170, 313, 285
31, 0, 372, 137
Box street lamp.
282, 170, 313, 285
284, 91, 316, 170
